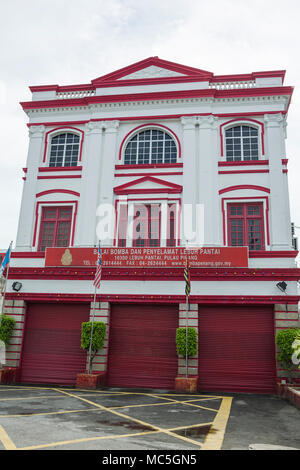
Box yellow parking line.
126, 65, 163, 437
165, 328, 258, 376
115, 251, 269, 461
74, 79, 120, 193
0, 395, 65, 402
0, 424, 16, 450
0, 408, 100, 418
201, 397, 233, 450
149, 393, 219, 413
53, 388, 204, 449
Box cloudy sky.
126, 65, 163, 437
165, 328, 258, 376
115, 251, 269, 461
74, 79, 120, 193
1, 0, 300, 252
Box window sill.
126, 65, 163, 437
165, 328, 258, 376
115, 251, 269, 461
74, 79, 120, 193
218, 160, 269, 166
38, 166, 82, 172
115, 163, 183, 170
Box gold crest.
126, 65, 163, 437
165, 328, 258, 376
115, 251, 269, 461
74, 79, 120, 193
61, 248, 72, 266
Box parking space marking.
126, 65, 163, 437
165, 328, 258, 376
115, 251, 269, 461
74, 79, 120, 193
0, 386, 233, 450
53, 388, 205, 449
0, 424, 16, 450
202, 397, 233, 451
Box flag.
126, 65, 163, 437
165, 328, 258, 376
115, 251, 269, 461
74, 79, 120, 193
0, 243, 12, 278
184, 256, 191, 298
93, 243, 102, 289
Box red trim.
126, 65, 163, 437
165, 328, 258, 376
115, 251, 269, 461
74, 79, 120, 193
38, 166, 82, 172
283, 169, 288, 174
249, 250, 298, 258
115, 163, 183, 170
22, 168, 28, 173
92, 57, 212, 83
36, 189, 80, 198
115, 172, 183, 177
227, 202, 265, 251
218, 160, 269, 167
20, 86, 294, 111
220, 118, 265, 157
282, 159, 288, 165
219, 169, 269, 175
219, 185, 270, 195
11, 252, 45, 258
118, 123, 181, 161
37, 175, 81, 179
42, 126, 84, 163
114, 175, 182, 195
5, 292, 300, 305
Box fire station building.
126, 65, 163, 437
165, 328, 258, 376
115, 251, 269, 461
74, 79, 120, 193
4, 57, 300, 393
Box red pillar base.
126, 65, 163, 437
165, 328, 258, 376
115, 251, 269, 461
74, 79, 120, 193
175, 376, 198, 393
76, 373, 106, 390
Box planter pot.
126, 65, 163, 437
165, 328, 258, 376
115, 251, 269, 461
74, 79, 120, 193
76, 372, 106, 390
0, 367, 20, 385
175, 376, 198, 393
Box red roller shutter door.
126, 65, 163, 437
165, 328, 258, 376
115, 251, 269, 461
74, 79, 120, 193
21, 303, 89, 385
108, 304, 178, 389
198, 305, 276, 394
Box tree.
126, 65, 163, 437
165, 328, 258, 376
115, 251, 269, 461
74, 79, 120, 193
81, 321, 106, 373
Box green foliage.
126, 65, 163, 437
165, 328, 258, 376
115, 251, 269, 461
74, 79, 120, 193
176, 327, 197, 357
0, 315, 16, 346
81, 321, 106, 354
276, 328, 300, 371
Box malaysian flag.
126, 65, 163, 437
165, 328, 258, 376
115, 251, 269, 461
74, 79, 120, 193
93, 243, 102, 289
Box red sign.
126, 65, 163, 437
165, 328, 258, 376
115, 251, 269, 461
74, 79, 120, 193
45, 246, 248, 268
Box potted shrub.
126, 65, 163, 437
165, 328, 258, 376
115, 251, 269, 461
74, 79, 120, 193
0, 315, 16, 384
276, 328, 300, 387
76, 321, 107, 389
175, 327, 198, 392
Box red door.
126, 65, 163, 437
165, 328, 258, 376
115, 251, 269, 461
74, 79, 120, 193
21, 303, 89, 385
198, 305, 276, 394
107, 304, 178, 389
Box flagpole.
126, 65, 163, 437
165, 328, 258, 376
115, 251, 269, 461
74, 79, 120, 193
185, 291, 189, 379
0, 241, 13, 331
88, 285, 97, 375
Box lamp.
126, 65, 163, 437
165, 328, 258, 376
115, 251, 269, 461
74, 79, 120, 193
12, 282, 22, 292
276, 281, 287, 293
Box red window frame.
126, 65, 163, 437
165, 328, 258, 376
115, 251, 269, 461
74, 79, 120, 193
38, 206, 73, 252
227, 202, 265, 250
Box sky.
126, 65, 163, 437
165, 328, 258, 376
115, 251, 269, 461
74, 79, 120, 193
0, 0, 300, 252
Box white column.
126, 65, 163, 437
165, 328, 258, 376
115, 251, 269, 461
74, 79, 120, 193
97, 121, 119, 247
77, 121, 104, 247
16, 125, 45, 251
181, 116, 197, 246
198, 116, 221, 246
264, 114, 291, 250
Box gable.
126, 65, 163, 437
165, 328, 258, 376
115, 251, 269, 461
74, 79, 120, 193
92, 56, 212, 85
114, 176, 182, 195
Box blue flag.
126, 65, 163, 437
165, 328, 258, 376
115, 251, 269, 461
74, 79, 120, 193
0, 244, 12, 278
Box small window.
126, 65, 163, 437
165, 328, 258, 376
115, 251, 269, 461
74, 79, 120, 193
227, 203, 264, 251
38, 206, 72, 251
225, 125, 259, 162
124, 129, 177, 165
49, 133, 80, 167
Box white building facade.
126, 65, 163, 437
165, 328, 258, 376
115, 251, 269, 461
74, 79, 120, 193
3, 57, 300, 392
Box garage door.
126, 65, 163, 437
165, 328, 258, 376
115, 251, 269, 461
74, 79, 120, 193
107, 304, 178, 389
20, 303, 89, 385
198, 305, 276, 394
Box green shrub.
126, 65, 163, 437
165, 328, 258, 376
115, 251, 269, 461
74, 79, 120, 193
276, 329, 300, 380
81, 321, 106, 371
0, 315, 16, 346
176, 327, 197, 357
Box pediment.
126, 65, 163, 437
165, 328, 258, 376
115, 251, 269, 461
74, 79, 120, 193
92, 57, 212, 85
114, 176, 182, 195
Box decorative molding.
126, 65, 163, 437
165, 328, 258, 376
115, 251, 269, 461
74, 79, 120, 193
86, 121, 104, 134
28, 125, 45, 138
36, 189, 80, 198
219, 185, 270, 195
113, 175, 183, 195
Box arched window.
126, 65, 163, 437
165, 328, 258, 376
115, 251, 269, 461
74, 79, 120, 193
124, 129, 177, 165
225, 125, 259, 161
49, 133, 80, 167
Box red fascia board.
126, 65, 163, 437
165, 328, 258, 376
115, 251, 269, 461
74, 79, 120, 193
29, 85, 59, 92
20, 86, 294, 111
29, 84, 95, 93
92, 76, 211, 88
